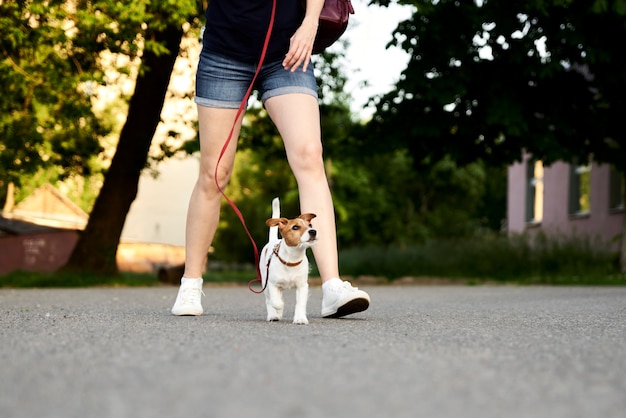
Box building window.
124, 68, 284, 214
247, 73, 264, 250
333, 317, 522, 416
609, 167, 624, 211
569, 162, 591, 216
526, 159, 543, 223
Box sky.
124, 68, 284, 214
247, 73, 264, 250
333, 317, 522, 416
338, 0, 414, 117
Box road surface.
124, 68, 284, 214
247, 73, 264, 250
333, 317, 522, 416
1, 285, 624, 418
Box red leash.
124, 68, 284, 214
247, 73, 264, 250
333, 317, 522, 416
214, 0, 277, 294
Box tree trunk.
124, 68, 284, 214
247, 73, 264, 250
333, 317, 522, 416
64, 25, 183, 274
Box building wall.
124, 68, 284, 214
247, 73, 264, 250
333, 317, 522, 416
507, 155, 623, 249
507, 158, 527, 232
541, 161, 570, 231
0, 231, 78, 275
121, 157, 198, 247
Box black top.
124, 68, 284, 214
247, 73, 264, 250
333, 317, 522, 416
204, 0, 305, 63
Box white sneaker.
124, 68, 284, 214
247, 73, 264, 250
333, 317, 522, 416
171, 278, 204, 316
321, 278, 370, 318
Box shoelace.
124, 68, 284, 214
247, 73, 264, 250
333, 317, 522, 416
179, 287, 205, 305
327, 281, 358, 295
340, 281, 358, 290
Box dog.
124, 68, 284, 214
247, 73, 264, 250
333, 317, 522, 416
260, 198, 317, 324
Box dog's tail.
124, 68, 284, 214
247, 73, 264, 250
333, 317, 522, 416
269, 197, 281, 242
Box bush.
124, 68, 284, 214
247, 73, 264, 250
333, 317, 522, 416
337, 232, 624, 285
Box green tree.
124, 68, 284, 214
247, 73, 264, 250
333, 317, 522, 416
64, 1, 200, 274
1, 1, 200, 274
0, 0, 109, 201
367, 0, 626, 270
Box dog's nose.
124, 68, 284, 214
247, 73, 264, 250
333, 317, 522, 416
309, 229, 317, 238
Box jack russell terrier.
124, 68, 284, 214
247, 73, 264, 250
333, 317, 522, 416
260, 198, 317, 324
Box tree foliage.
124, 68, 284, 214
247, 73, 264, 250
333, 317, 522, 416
0, 0, 107, 189
0, 0, 199, 197
367, 0, 626, 171
1, 1, 200, 274
365, 0, 625, 271
63, 1, 200, 274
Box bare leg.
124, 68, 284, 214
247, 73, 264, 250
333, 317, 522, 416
183, 105, 244, 278
172, 105, 244, 316
264, 94, 340, 283
265, 93, 370, 318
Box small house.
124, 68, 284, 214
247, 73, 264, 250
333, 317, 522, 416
507, 154, 623, 249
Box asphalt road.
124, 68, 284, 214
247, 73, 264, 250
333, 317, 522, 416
1, 285, 625, 418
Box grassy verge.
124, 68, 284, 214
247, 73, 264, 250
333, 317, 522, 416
335, 233, 625, 286
2, 233, 624, 287
0, 270, 160, 288
0, 269, 263, 288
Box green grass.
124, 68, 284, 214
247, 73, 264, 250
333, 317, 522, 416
0, 270, 160, 288
0, 269, 261, 288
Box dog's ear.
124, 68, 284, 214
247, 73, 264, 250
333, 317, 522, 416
299, 213, 316, 223
266, 217, 289, 227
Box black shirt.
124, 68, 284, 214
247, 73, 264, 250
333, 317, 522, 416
204, 0, 305, 63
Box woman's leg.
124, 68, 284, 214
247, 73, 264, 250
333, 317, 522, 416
183, 105, 243, 278
171, 105, 243, 316
264, 94, 339, 282
265, 94, 370, 317
184, 106, 241, 278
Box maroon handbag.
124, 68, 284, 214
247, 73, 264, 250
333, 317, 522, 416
311, 0, 355, 54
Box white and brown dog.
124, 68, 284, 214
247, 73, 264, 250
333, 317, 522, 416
260, 198, 317, 324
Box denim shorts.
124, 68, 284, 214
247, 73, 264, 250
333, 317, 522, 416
195, 48, 318, 109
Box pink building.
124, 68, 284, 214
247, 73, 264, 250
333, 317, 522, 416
508, 154, 624, 249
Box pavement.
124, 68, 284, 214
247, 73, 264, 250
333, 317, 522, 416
0, 285, 625, 418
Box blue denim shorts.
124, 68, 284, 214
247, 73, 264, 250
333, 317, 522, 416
195, 48, 318, 109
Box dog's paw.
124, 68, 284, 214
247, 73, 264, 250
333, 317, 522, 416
293, 316, 309, 325
267, 314, 281, 322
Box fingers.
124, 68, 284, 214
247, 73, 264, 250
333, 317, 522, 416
283, 52, 310, 73
283, 21, 317, 72
283, 38, 313, 72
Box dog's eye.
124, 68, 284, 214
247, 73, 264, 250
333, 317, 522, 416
292, 225, 300, 231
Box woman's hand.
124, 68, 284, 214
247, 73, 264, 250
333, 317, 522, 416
283, 0, 324, 72
283, 17, 318, 73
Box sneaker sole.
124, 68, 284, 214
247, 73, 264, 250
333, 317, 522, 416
171, 309, 203, 316
322, 297, 370, 318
